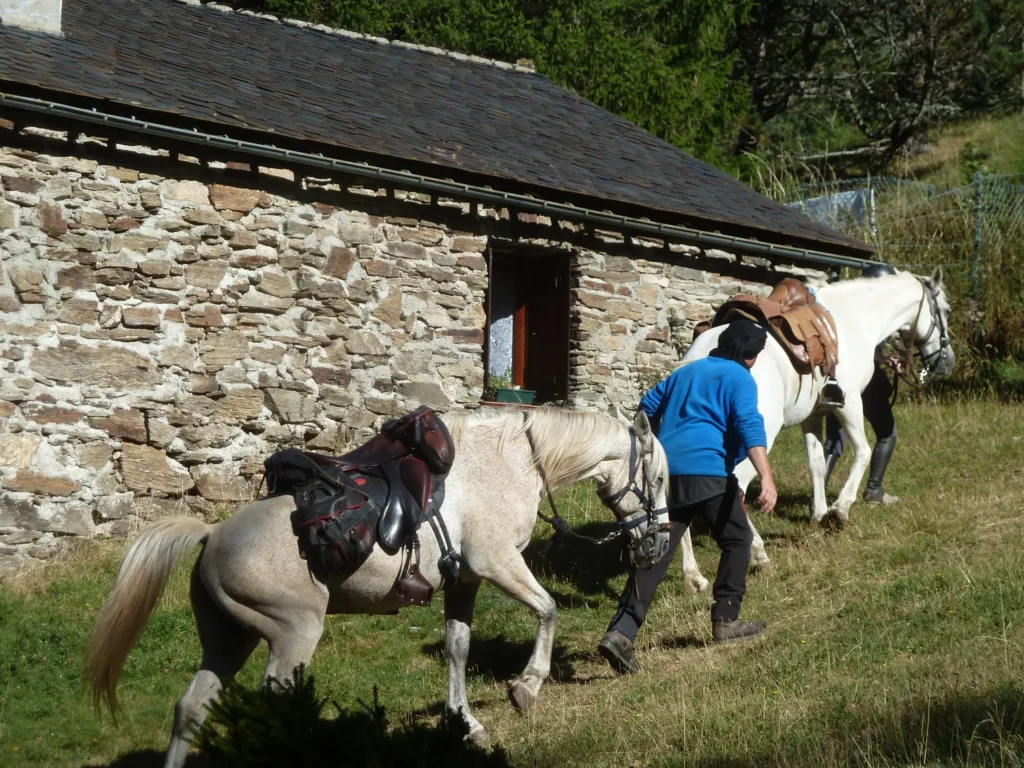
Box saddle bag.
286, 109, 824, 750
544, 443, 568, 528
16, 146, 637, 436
265, 449, 377, 575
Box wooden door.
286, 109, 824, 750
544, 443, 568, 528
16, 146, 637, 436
517, 255, 570, 403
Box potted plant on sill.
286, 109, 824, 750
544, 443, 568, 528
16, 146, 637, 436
483, 372, 536, 405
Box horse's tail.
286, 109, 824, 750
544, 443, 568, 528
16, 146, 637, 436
84, 516, 212, 715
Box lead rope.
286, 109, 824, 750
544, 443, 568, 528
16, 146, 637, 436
526, 425, 628, 547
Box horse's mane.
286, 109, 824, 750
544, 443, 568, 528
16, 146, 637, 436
446, 407, 667, 490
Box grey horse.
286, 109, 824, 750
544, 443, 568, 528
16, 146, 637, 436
85, 407, 670, 767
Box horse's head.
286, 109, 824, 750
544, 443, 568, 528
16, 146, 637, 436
597, 410, 671, 570
912, 266, 955, 381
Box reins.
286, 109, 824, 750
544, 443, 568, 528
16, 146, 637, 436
892, 278, 950, 399
525, 420, 661, 547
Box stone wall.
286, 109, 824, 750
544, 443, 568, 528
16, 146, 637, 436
0, 137, 826, 572
0, 143, 487, 573
570, 245, 821, 410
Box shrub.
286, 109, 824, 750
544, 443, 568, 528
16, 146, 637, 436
193, 667, 511, 767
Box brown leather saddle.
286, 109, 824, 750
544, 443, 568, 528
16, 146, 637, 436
712, 278, 839, 378
265, 407, 457, 607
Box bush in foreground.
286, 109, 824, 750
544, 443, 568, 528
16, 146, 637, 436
193, 667, 510, 768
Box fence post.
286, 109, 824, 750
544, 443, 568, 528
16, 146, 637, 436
972, 171, 984, 297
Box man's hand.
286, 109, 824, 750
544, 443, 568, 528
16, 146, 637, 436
757, 477, 778, 515
747, 445, 777, 515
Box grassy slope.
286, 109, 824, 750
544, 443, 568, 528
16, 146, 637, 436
1, 399, 1023, 767
893, 112, 1024, 184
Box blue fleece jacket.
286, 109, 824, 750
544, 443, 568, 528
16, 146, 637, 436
640, 355, 767, 477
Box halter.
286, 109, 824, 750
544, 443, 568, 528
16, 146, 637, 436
899, 278, 951, 388
529, 424, 669, 560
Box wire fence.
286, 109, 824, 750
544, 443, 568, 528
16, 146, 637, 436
784, 172, 1024, 370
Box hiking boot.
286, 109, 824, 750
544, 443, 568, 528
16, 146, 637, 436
712, 619, 767, 644
598, 631, 642, 675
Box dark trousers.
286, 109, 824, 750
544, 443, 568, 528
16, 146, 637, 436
824, 365, 896, 457
607, 477, 753, 640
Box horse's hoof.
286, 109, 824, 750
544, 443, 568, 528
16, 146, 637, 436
686, 574, 710, 594
822, 510, 846, 531
749, 553, 771, 573
506, 679, 537, 712
467, 724, 490, 746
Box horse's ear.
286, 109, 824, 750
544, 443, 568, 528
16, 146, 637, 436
931, 265, 944, 286
614, 405, 630, 425
633, 410, 654, 452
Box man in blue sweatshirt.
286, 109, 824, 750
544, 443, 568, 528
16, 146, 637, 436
599, 319, 778, 674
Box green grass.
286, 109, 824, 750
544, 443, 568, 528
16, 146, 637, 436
895, 111, 1024, 184
2, 399, 1024, 767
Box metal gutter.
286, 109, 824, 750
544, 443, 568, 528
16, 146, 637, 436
0, 91, 876, 270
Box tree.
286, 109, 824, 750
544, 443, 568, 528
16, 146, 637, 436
741, 0, 1024, 164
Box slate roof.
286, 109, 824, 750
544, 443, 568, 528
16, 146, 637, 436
0, 0, 871, 256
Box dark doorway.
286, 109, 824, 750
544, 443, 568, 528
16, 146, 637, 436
487, 252, 571, 404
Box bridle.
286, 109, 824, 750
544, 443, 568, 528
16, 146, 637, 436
899, 277, 951, 389
530, 424, 670, 565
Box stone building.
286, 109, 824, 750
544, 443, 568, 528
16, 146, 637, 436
0, 0, 872, 568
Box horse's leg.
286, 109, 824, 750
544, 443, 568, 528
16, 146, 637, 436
165, 563, 260, 768
803, 415, 829, 523
829, 394, 871, 527
732, 460, 769, 570
444, 578, 488, 743
260, 610, 325, 688
679, 527, 710, 593
472, 548, 556, 713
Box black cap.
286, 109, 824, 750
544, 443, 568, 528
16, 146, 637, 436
862, 262, 897, 279
714, 319, 767, 362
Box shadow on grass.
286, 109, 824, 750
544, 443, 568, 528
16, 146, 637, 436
667, 684, 1024, 767
82, 751, 211, 768
523, 521, 629, 599
421, 636, 585, 683
136, 667, 514, 768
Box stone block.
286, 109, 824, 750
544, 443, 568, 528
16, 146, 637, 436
78, 443, 113, 469
90, 408, 148, 443
121, 444, 195, 496
122, 306, 162, 328
399, 228, 444, 245
257, 267, 295, 298
365, 260, 400, 278
238, 290, 294, 314
96, 492, 135, 520
0, 433, 42, 470
397, 381, 450, 409
9, 265, 44, 293
191, 466, 252, 502
203, 331, 249, 367
455, 255, 487, 271
210, 184, 265, 212
58, 297, 100, 325
5, 471, 81, 496
48, 504, 96, 536
346, 330, 388, 356
186, 304, 225, 328
21, 403, 85, 425
161, 180, 210, 205
323, 246, 356, 279
264, 389, 316, 423
339, 224, 375, 245
214, 389, 265, 423
159, 344, 199, 370
38, 202, 68, 238
0, 203, 16, 229
387, 241, 426, 260
452, 236, 487, 252
30, 342, 161, 388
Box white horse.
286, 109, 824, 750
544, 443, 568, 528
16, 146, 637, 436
85, 408, 670, 767
676, 269, 954, 591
